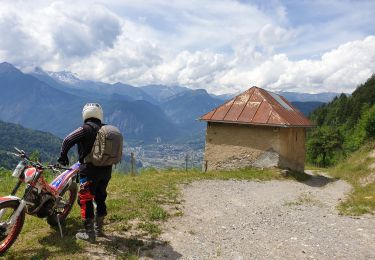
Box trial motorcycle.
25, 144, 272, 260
0, 148, 79, 254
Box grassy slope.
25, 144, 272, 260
0, 167, 281, 259
327, 141, 375, 215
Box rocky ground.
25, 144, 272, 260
140, 173, 375, 259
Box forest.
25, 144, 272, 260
307, 75, 375, 167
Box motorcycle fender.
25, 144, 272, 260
0, 196, 21, 203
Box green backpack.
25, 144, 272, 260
85, 123, 123, 166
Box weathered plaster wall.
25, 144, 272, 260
203, 122, 280, 171
203, 123, 307, 172
278, 127, 306, 172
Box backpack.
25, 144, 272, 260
85, 122, 123, 166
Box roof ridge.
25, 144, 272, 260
258, 88, 288, 125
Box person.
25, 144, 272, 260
58, 103, 112, 242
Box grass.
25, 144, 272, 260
327, 141, 375, 215
0, 166, 280, 259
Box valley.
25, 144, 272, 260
125, 143, 204, 169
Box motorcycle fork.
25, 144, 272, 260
3, 181, 36, 225
0, 199, 25, 236
7, 200, 26, 226
0, 179, 23, 219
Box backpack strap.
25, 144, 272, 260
85, 121, 101, 133
83, 122, 101, 164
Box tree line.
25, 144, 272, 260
0, 120, 62, 169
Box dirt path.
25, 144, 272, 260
141, 174, 375, 259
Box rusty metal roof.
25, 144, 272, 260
200, 86, 314, 127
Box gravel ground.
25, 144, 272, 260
141, 174, 375, 260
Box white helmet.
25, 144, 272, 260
82, 103, 103, 122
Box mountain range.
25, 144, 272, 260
1, 62, 181, 143
0, 61, 338, 145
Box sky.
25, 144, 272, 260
0, 0, 374, 94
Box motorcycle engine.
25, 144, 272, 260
37, 199, 55, 218
25, 188, 41, 213
25, 189, 56, 218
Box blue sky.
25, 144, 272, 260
0, 0, 374, 94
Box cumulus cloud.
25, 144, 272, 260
258, 36, 375, 93
0, 1, 122, 69
0, 0, 374, 94
50, 2, 122, 57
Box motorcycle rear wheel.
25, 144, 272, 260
47, 182, 78, 227
0, 200, 25, 255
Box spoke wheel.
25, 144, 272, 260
0, 201, 25, 255
47, 182, 77, 227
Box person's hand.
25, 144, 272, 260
57, 155, 69, 166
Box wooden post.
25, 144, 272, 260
131, 152, 135, 176
185, 154, 188, 172
204, 160, 208, 173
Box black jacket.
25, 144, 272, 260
60, 118, 101, 163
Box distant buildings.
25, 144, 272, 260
200, 87, 314, 172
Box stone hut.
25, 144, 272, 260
200, 86, 314, 172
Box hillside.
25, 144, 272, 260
161, 89, 222, 132
105, 99, 182, 143
327, 141, 375, 215
310, 75, 375, 127
0, 62, 83, 137
0, 120, 61, 169
307, 75, 375, 166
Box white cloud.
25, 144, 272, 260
0, 1, 122, 69
245, 36, 375, 93
0, 0, 374, 95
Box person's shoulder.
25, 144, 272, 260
83, 121, 101, 131
64, 126, 85, 140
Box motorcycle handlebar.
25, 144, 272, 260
9, 147, 72, 172
48, 164, 71, 171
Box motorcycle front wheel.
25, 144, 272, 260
47, 182, 78, 227
0, 200, 25, 255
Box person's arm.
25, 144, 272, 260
58, 127, 86, 165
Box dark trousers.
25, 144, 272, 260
78, 163, 112, 220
